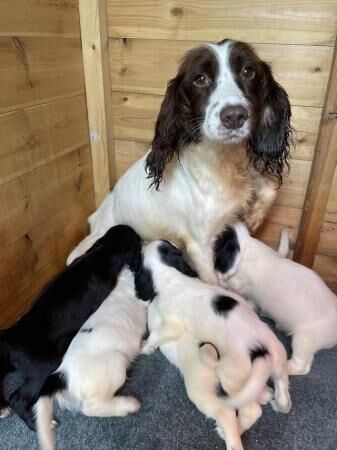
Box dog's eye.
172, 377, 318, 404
242, 66, 255, 80
193, 73, 209, 87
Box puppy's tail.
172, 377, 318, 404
35, 372, 66, 450
223, 354, 272, 409
278, 228, 289, 258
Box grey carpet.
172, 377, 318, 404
1, 328, 336, 450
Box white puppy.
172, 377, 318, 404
214, 222, 337, 375
135, 240, 291, 418
35, 263, 148, 450
147, 300, 273, 450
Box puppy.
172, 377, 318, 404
35, 265, 148, 450
83, 39, 293, 285
215, 222, 337, 375
0, 225, 142, 430
136, 240, 291, 416
146, 306, 270, 450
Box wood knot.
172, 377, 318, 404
92, 44, 96, 50
170, 6, 183, 17
120, 65, 127, 75
122, 37, 128, 45
123, 96, 128, 102
313, 66, 321, 73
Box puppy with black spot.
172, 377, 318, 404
215, 222, 337, 375
0, 225, 142, 431
136, 240, 292, 425
35, 257, 148, 450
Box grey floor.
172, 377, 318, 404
1, 327, 337, 450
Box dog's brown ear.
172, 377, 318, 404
248, 63, 293, 185
145, 76, 188, 190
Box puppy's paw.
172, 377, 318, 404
141, 342, 156, 355
119, 396, 141, 415
258, 387, 273, 405
270, 397, 292, 414
287, 359, 311, 376
0, 407, 11, 419
215, 425, 226, 440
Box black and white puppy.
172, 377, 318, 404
81, 39, 293, 286
215, 222, 337, 375
35, 261, 148, 450
136, 240, 291, 418
0, 225, 142, 430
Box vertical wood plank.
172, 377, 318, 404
79, 0, 115, 206
294, 39, 337, 266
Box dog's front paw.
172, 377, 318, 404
0, 407, 11, 419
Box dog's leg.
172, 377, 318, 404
0, 350, 13, 419
185, 240, 218, 285
270, 365, 291, 414
0, 383, 11, 419
288, 331, 315, 375
238, 402, 262, 434
82, 396, 140, 417
141, 321, 184, 355
245, 176, 277, 233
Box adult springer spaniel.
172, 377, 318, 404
82, 39, 293, 284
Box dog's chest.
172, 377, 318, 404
183, 147, 252, 234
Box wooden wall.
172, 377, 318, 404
0, 0, 95, 327
106, 0, 337, 290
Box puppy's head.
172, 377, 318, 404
135, 240, 198, 299
146, 39, 292, 189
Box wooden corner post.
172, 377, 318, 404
294, 38, 337, 266
79, 0, 115, 207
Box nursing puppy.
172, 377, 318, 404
0, 225, 141, 430
215, 223, 337, 375
35, 265, 148, 450
136, 240, 291, 416
82, 39, 293, 285
145, 309, 270, 450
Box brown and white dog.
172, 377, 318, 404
73, 39, 293, 284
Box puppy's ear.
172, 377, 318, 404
214, 228, 240, 275
145, 76, 188, 190
159, 242, 198, 277
248, 63, 293, 185
134, 262, 156, 301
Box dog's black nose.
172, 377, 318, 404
220, 105, 248, 129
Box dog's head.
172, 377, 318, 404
146, 39, 292, 189
135, 240, 198, 300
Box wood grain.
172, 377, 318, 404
0, 146, 94, 327
0, 37, 85, 113
0, 95, 89, 186
326, 165, 337, 214
0, 251, 70, 328
314, 254, 337, 292
0, 145, 94, 251
79, 0, 115, 206
109, 38, 333, 107
107, 0, 337, 46
294, 39, 337, 266
111, 92, 321, 161
318, 213, 337, 258
114, 139, 149, 178
0, 0, 80, 38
